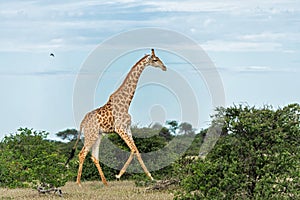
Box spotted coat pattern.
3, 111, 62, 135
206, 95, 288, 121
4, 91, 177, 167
74, 49, 166, 186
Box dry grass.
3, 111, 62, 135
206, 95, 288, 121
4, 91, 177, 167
0, 181, 174, 200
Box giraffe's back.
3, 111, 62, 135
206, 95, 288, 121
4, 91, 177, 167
95, 102, 115, 133
81, 102, 115, 136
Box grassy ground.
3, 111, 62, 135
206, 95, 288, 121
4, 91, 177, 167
0, 181, 174, 200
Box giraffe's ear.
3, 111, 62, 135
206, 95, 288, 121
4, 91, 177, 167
151, 49, 156, 57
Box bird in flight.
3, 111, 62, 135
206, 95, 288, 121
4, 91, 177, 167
50, 53, 55, 57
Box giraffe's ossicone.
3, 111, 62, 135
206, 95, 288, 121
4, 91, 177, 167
65, 49, 167, 186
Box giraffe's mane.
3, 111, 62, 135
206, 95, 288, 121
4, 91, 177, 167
126, 54, 149, 76
111, 54, 149, 96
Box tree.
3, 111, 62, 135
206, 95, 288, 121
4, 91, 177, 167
176, 104, 300, 199
166, 120, 179, 135
178, 122, 195, 135
56, 128, 78, 141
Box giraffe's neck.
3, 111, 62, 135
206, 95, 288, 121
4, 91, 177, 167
109, 55, 148, 111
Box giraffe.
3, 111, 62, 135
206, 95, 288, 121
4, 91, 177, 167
66, 49, 167, 186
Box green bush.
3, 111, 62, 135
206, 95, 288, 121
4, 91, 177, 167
176, 104, 300, 199
0, 128, 74, 188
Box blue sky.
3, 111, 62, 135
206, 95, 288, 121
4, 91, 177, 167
1, 0, 300, 140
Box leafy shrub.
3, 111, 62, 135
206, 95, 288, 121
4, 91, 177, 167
176, 104, 300, 199
0, 128, 74, 188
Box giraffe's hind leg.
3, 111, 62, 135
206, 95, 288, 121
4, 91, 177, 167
76, 128, 100, 186
91, 135, 108, 185
76, 146, 89, 186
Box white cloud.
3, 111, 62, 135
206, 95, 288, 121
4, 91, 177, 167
238, 32, 286, 41
232, 65, 297, 73
2, 0, 295, 16
238, 32, 300, 43
202, 40, 282, 52
238, 66, 272, 72
1, 0, 299, 53
143, 1, 238, 12
142, 0, 300, 14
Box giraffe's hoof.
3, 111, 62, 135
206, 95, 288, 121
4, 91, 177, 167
148, 173, 154, 181
76, 181, 82, 187
103, 181, 109, 186
101, 178, 109, 186
115, 174, 121, 179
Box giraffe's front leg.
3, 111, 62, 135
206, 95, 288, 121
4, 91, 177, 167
135, 151, 154, 181
115, 151, 134, 179
115, 127, 153, 180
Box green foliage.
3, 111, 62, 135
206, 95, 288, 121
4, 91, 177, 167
4, 103, 299, 200
0, 128, 74, 188
73, 124, 197, 183
184, 129, 205, 156
65, 125, 179, 182
98, 127, 174, 181
159, 127, 173, 141
176, 104, 300, 199
0, 122, 199, 188
166, 120, 179, 134
178, 122, 195, 135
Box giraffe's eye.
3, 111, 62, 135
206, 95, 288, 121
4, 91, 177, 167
153, 59, 158, 62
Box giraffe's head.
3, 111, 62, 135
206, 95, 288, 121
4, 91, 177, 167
146, 49, 167, 71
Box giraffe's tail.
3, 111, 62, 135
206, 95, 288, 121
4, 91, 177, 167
65, 119, 85, 166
